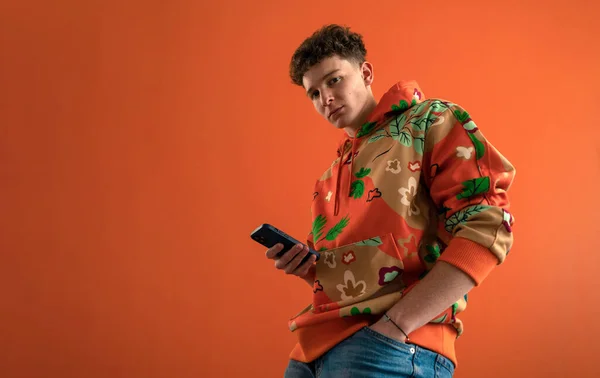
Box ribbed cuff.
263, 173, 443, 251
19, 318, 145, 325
437, 237, 499, 286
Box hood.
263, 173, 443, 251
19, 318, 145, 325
332, 80, 426, 216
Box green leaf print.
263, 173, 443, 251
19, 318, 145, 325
355, 237, 383, 246
426, 244, 441, 256
391, 99, 410, 112
454, 109, 470, 123
318, 246, 328, 252
396, 129, 412, 147
350, 307, 372, 316
312, 214, 327, 244
429, 100, 448, 114
462, 121, 478, 133
431, 314, 447, 324
445, 205, 491, 233
356, 121, 377, 138
456, 177, 491, 200
369, 135, 386, 143
389, 113, 414, 148
325, 216, 350, 241
424, 244, 441, 263
355, 167, 371, 178
468, 133, 485, 160
389, 114, 407, 138
414, 137, 425, 155
409, 100, 431, 117
349, 180, 365, 199
409, 116, 431, 131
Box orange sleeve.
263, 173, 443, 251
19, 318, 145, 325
423, 101, 516, 286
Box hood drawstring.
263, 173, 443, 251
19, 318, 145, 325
333, 139, 347, 217
333, 137, 359, 217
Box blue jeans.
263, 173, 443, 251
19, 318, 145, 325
284, 327, 455, 378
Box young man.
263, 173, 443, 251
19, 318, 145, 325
265, 24, 516, 378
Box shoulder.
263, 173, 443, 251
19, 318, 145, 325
407, 99, 480, 135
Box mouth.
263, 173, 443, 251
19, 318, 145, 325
328, 106, 343, 119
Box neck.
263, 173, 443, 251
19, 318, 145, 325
344, 95, 378, 138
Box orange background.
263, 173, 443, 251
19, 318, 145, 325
1, 1, 599, 377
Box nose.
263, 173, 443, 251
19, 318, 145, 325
319, 89, 334, 107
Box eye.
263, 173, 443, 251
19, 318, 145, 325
311, 90, 320, 99
329, 77, 342, 85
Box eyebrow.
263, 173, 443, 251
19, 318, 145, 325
306, 69, 341, 97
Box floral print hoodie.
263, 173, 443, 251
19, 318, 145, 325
287, 80, 516, 367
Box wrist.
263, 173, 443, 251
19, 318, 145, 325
382, 312, 411, 341
385, 306, 415, 335
301, 266, 316, 284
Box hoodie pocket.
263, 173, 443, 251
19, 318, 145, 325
312, 233, 404, 313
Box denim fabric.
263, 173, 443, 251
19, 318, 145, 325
284, 327, 454, 378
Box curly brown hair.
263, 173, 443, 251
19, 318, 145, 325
289, 24, 367, 87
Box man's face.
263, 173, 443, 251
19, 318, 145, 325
302, 55, 374, 133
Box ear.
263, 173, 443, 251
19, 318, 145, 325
360, 61, 374, 86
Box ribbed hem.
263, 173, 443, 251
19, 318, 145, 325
437, 237, 498, 286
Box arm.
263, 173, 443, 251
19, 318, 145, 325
384, 260, 475, 336
372, 101, 516, 339
298, 236, 317, 287
299, 239, 317, 287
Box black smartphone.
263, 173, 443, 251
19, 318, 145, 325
250, 223, 320, 264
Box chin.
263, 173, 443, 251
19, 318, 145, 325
330, 121, 346, 130
329, 116, 349, 129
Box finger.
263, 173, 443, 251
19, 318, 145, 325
294, 254, 317, 277
284, 246, 310, 274
275, 243, 304, 270
265, 243, 284, 259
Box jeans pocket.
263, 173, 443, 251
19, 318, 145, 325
360, 326, 414, 353
434, 354, 455, 377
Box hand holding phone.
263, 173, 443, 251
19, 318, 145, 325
251, 223, 320, 279
266, 243, 316, 277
